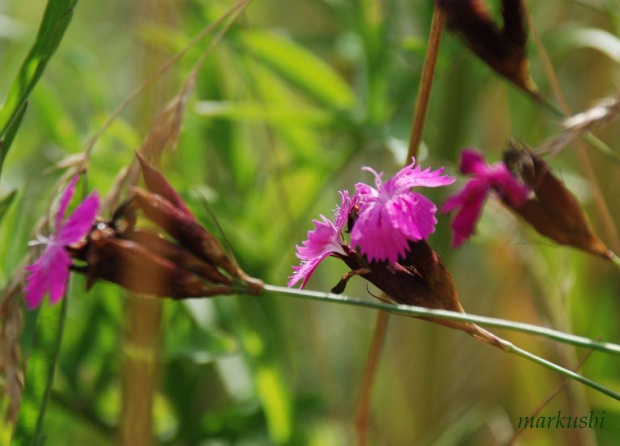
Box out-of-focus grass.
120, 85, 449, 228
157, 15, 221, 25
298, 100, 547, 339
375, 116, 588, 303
0, 0, 619, 444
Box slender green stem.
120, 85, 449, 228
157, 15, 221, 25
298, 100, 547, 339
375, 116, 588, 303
263, 284, 620, 401
504, 340, 620, 401
262, 284, 620, 356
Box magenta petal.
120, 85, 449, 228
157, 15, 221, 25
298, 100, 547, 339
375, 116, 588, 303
352, 204, 409, 263
489, 165, 530, 207
296, 216, 340, 260
289, 191, 355, 288
334, 190, 356, 232
47, 249, 72, 304
351, 158, 454, 262
443, 179, 490, 248
25, 179, 100, 309
411, 168, 456, 188
24, 245, 71, 309
288, 252, 330, 288
56, 176, 79, 228
402, 193, 438, 240
58, 192, 100, 245
392, 162, 456, 189
460, 149, 487, 175
385, 193, 431, 240
354, 182, 376, 199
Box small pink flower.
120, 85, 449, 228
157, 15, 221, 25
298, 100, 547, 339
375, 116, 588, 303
442, 149, 530, 247
351, 159, 455, 263
288, 191, 355, 288
24, 176, 100, 309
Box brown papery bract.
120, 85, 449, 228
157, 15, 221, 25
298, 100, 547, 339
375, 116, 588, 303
437, 0, 538, 97
335, 240, 501, 346
70, 155, 263, 299
503, 144, 612, 259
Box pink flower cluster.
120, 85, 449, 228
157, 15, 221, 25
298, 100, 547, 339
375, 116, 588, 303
289, 159, 455, 288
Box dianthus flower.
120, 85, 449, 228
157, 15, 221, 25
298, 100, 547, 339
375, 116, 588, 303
24, 176, 100, 309
442, 149, 530, 247
351, 159, 455, 262
289, 159, 455, 288
288, 191, 355, 288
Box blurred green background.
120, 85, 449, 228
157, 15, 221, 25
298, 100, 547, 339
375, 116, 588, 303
1, 0, 619, 444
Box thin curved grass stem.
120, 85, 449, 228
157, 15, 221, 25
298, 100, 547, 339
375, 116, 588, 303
506, 341, 620, 401
263, 284, 620, 401
262, 284, 620, 356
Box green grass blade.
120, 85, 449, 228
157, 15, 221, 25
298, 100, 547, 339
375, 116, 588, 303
0, 101, 28, 174
0, 190, 17, 226
0, 0, 79, 176
11, 296, 70, 446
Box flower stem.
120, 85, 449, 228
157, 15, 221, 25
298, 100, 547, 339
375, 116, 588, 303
263, 284, 620, 401
503, 340, 620, 401
407, 6, 445, 160
262, 284, 620, 356
355, 311, 389, 446
356, 8, 447, 443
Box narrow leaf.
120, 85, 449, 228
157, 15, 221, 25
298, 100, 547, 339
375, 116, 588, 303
12, 296, 69, 446
0, 0, 79, 178
0, 190, 17, 226
0, 102, 28, 173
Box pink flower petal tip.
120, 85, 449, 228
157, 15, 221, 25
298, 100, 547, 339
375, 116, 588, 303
24, 176, 100, 309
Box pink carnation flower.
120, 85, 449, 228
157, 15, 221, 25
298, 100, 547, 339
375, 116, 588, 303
24, 176, 100, 309
351, 159, 455, 263
288, 191, 355, 288
442, 149, 530, 247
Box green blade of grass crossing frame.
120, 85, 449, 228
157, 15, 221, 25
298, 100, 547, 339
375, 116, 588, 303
0, 0, 79, 177
0, 190, 17, 226
11, 296, 69, 446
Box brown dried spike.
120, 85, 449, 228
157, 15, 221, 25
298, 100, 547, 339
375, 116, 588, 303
339, 242, 501, 338
503, 146, 612, 259
136, 151, 194, 219
81, 229, 229, 298
123, 229, 233, 285
129, 188, 237, 275
438, 0, 537, 96
502, 0, 527, 47
341, 240, 462, 312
